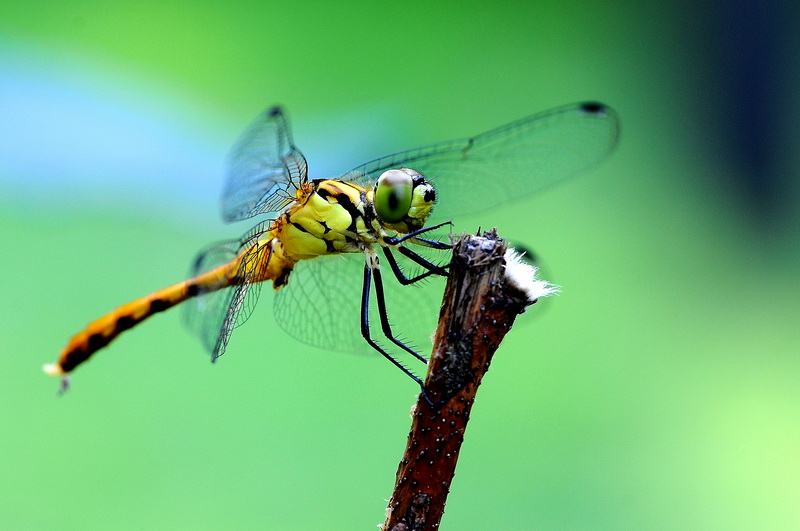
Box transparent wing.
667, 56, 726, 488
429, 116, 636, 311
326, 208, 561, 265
273, 245, 448, 360
209, 103, 617, 361
340, 102, 620, 224
183, 221, 273, 361
273, 253, 368, 356
222, 106, 308, 222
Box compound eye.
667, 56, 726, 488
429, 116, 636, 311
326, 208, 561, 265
374, 169, 413, 223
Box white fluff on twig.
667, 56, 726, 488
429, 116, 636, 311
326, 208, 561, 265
503, 248, 558, 303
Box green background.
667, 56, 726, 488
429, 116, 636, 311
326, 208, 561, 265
2, 2, 799, 529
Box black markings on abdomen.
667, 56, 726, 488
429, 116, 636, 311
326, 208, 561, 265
116, 315, 135, 331
187, 283, 200, 297
88, 333, 110, 352
149, 299, 169, 313
61, 348, 88, 373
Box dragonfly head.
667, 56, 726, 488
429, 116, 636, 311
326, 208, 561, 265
372, 168, 436, 233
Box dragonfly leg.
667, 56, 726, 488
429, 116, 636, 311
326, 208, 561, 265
360, 259, 425, 386
371, 260, 429, 365
382, 247, 446, 285
409, 236, 451, 250
397, 246, 449, 276
383, 221, 453, 245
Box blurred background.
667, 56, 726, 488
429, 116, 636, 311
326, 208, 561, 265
2, 1, 799, 529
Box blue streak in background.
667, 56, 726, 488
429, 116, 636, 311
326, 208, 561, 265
0, 41, 402, 231
0, 41, 229, 225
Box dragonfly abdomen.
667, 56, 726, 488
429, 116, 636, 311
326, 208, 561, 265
46, 244, 281, 376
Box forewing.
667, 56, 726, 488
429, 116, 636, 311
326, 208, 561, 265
183, 221, 272, 361
222, 106, 308, 222
341, 102, 620, 224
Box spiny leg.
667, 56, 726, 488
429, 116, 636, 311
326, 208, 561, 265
383, 221, 452, 246
396, 246, 449, 276
382, 247, 445, 285
381, 220, 452, 284
409, 236, 451, 250
371, 260, 428, 364
360, 261, 424, 386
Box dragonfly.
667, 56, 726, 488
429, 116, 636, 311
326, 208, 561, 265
45, 102, 619, 390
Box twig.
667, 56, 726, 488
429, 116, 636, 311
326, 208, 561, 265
383, 229, 542, 531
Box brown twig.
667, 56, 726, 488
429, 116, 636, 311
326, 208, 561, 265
383, 229, 536, 531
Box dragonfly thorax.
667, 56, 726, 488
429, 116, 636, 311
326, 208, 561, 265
274, 169, 436, 266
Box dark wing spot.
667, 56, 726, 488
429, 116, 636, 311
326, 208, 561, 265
268, 106, 282, 117
579, 102, 607, 115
